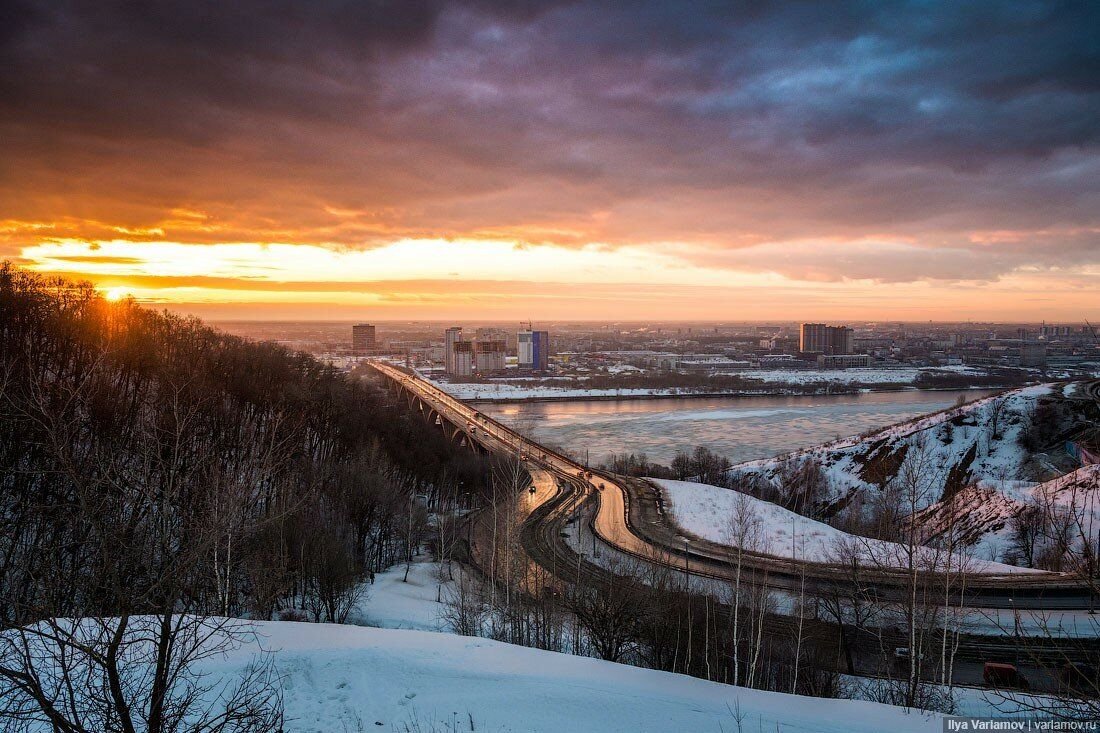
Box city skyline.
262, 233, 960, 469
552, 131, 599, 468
2, 2, 1098, 320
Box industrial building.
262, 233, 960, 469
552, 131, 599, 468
816, 354, 872, 369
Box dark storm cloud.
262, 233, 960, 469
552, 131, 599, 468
1, 0, 1098, 282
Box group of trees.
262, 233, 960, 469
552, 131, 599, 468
601, 446, 735, 488
0, 265, 496, 732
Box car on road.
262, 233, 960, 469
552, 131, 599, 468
983, 662, 1029, 690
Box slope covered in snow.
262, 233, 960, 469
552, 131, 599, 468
730, 385, 1052, 498
718, 383, 1099, 559
913, 464, 1100, 565
204, 621, 948, 733
653, 478, 1043, 574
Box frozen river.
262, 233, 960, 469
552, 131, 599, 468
478, 389, 993, 466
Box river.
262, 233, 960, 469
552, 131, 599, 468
478, 389, 993, 466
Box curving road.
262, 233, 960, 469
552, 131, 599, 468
369, 361, 1094, 610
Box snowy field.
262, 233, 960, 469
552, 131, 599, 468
652, 478, 1044, 575
426, 366, 988, 401
199, 621, 949, 733
250, 561, 1056, 729
346, 557, 451, 631
10, 561, 1050, 732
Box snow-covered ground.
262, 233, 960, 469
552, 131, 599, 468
747, 367, 924, 385
432, 381, 678, 400
346, 556, 451, 631
425, 366, 991, 401
653, 478, 1043, 574
250, 560, 1062, 729
914, 464, 1100, 566
202, 621, 948, 733
50, 559, 1027, 732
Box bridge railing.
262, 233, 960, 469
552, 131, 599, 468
370, 361, 590, 472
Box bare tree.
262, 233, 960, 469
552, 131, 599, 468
0, 616, 283, 733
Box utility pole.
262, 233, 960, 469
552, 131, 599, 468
1010, 598, 1020, 668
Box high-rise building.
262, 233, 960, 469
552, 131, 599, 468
473, 339, 506, 373
799, 323, 853, 355
518, 330, 550, 371
451, 340, 474, 377
799, 323, 828, 353
352, 323, 377, 355
830, 326, 854, 355
444, 327, 463, 375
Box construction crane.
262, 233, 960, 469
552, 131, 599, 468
1086, 319, 1099, 346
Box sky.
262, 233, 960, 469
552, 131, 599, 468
1, 1, 1098, 321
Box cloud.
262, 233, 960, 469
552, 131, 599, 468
0, 0, 1098, 290
666, 231, 1100, 285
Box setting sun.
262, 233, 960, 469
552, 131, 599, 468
102, 286, 130, 302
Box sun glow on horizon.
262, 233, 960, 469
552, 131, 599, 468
14, 235, 1100, 321
102, 286, 130, 302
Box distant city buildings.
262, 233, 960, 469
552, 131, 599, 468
445, 326, 509, 376
255, 318, 1097, 378
518, 329, 550, 371
1020, 342, 1047, 368
444, 327, 463, 374
799, 323, 854, 355
351, 323, 378, 355
817, 353, 872, 369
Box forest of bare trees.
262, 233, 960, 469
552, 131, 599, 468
0, 265, 497, 731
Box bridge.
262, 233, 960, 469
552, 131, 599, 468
369, 360, 1094, 611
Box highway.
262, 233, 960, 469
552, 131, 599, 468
369, 361, 1095, 612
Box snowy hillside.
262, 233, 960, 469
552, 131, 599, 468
730, 384, 1049, 501
719, 382, 1098, 564
199, 621, 947, 733
913, 464, 1100, 564
653, 479, 1042, 574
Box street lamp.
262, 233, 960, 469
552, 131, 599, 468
1009, 597, 1020, 668
682, 538, 691, 583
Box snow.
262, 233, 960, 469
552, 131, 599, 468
346, 558, 451, 631
719, 385, 1068, 557
653, 478, 1043, 574
432, 381, 676, 400
915, 465, 1100, 565
748, 367, 924, 385
197, 621, 949, 733
425, 366, 993, 401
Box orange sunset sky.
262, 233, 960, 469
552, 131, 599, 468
2, 2, 1098, 321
